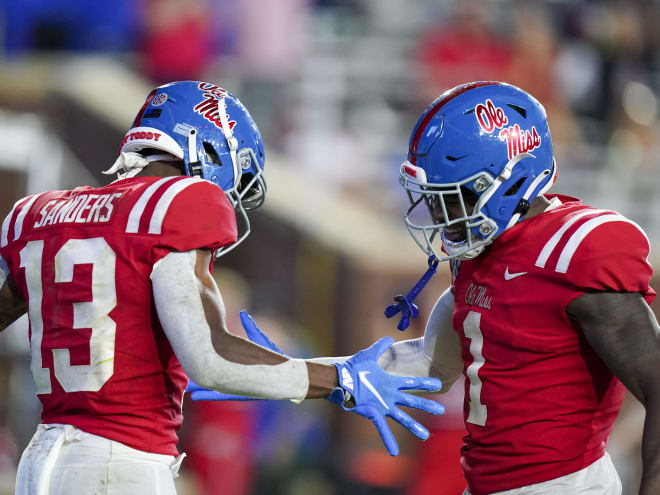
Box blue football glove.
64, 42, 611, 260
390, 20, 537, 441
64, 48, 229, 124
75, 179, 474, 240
239, 310, 285, 354
186, 379, 261, 401
187, 310, 287, 401
326, 336, 445, 456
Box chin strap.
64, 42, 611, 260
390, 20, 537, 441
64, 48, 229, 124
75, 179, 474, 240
385, 255, 439, 331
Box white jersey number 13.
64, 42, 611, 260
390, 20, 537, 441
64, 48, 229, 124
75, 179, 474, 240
20, 237, 117, 394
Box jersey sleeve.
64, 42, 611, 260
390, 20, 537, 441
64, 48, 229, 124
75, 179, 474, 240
0, 193, 41, 266
562, 218, 655, 304
153, 179, 237, 260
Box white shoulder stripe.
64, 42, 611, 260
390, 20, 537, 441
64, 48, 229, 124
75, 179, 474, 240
1, 194, 39, 247
13, 193, 42, 242
535, 209, 608, 268
125, 176, 180, 233
555, 214, 645, 273
1, 198, 23, 247
149, 177, 205, 234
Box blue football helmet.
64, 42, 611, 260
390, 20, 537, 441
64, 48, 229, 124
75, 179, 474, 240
401, 81, 556, 261
118, 81, 266, 255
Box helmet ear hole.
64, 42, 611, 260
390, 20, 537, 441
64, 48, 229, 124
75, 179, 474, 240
203, 142, 221, 166
504, 177, 526, 197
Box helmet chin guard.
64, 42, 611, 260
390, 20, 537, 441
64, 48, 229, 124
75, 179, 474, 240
401, 81, 557, 261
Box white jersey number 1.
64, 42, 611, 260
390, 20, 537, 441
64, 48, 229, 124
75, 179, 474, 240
463, 311, 488, 426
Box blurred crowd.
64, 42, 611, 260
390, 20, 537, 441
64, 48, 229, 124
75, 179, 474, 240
0, 0, 656, 494
2, 0, 660, 181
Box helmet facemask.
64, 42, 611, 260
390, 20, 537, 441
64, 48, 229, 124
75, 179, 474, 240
401, 82, 557, 265
214, 146, 267, 258
401, 149, 550, 261
401, 161, 497, 261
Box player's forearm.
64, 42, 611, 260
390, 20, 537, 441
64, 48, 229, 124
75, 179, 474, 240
209, 328, 338, 398
639, 393, 660, 495
305, 361, 340, 398
0, 255, 26, 331
567, 292, 660, 494
380, 338, 459, 393
158, 298, 313, 401
210, 331, 340, 398
0, 304, 26, 332
152, 250, 337, 401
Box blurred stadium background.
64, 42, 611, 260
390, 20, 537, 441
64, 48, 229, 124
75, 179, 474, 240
0, 0, 655, 493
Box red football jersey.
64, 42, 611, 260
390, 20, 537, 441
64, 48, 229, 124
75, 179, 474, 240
0, 176, 237, 455
450, 195, 655, 495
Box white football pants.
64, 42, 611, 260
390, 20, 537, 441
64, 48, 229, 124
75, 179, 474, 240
463, 452, 622, 495
15, 423, 185, 495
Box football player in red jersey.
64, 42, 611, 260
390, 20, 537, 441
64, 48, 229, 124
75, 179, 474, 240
201, 82, 660, 494
393, 81, 659, 495
0, 81, 445, 495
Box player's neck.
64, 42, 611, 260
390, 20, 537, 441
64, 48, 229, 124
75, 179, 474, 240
525, 195, 553, 221
139, 161, 185, 178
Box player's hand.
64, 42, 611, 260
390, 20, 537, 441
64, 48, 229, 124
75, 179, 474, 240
326, 336, 445, 456
238, 310, 286, 355
186, 310, 286, 401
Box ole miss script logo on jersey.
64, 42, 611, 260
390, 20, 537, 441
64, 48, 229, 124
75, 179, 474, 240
475, 99, 541, 160
464, 283, 492, 310
193, 83, 237, 132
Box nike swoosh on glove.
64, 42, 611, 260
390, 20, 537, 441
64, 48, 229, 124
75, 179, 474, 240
326, 336, 445, 456
187, 310, 287, 401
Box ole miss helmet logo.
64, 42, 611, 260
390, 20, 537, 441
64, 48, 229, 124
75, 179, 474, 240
193, 83, 237, 132
475, 99, 541, 160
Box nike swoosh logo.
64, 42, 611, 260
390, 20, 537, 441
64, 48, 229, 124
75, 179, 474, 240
358, 371, 389, 410
504, 267, 527, 280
